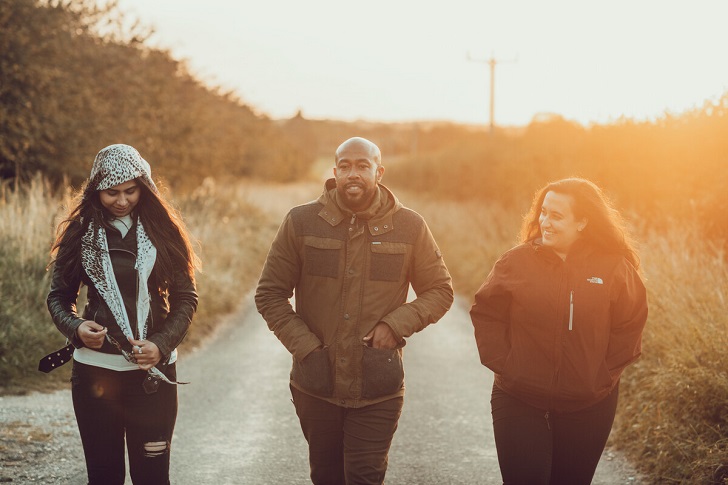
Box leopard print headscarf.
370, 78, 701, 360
87, 144, 158, 194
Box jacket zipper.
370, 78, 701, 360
568, 290, 574, 331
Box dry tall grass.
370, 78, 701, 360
0, 177, 68, 391
613, 227, 728, 483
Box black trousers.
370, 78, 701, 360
71, 361, 178, 485
291, 385, 404, 485
491, 383, 619, 485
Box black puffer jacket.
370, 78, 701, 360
47, 221, 198, 360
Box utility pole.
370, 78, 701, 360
468, 51, 517, 135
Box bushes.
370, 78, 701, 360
0, 0, 310, 188
387, 95, 728, 242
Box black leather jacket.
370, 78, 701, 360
47, 222, 198, 360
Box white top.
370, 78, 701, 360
110, 214, 133, 238
74, 347, 178, 371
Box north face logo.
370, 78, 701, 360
587, 277, 604, 284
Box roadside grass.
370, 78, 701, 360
612, 227, 728, 484
0, 177, 70, 393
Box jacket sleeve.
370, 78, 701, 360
146, 267, 198, 359
255, 212, 323, 361
605, 259, 648, 377
46, 237, 86, 349
469, 253, 512, 374
379, 219, 454, 340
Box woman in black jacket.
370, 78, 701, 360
47, 144, 199, 484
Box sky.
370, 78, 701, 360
117, 0, 728, 127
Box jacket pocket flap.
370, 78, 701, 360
370, 242, 408, 254
303, 236, 343, 250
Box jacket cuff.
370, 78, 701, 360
294, 339, 324, 362
146, 334, 172, 359
68, 318, 86, 348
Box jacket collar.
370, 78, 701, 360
317, 178, 401, 236
530, 237, 596, 264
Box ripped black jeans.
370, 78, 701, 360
71, 361, 178, 485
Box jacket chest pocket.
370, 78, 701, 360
370, 242, 408, 282
303, 236, 343, 278
571, 279, 610, 333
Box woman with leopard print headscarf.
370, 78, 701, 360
47, 144, 199, 484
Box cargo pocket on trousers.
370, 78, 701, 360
361, 346, 404, 399
291, 348, 334, 397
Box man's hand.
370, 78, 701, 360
128, 337, 162, 371
362, 322, 399, 349
76, 320, 107, 349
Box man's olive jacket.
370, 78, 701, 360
255, 179, 453, 408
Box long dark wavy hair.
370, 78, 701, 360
50, 176, 200, 287
520, 177, 640, 268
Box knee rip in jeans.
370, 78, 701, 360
143, 441, 169, 458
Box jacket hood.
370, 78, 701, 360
85, 144, 158, 198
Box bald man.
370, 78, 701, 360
256, 137, 453, 484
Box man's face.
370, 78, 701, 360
334, 142, 384, 212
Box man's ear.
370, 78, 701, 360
578, 219, 588, 232
376, 165, 385, 182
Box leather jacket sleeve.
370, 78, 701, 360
146, 267, 198, 359
46, 242, 86, 349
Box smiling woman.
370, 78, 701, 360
538, 191, 588, 260
470, 177, 647, 484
